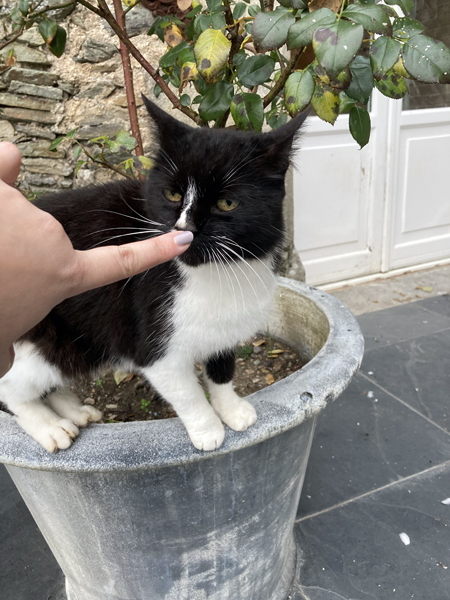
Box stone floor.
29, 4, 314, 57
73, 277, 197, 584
1, 270, 449, 600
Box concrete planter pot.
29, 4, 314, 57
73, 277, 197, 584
0, 278, 363, 600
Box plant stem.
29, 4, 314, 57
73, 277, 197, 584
0, 26, 25, 51
30, 0, 77, 19
80, 142, 132, 179
262, 47, 303, 108
95, 0, 206, 126
112, 0, 144, 158
124, 0, 141, 15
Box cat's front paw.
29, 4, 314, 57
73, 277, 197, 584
218, 399, 257, 432
46, 389, 103, 427
187, 420, 225, 451
16, 415, 79, 453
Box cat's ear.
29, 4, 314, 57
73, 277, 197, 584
141, 94, 192, 139
260, 110, 309, 173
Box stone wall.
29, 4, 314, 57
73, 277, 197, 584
0, 0, 168, 194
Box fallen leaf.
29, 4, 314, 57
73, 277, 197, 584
309, 0, 343, 13
252, 339, 266, 347
114, 370, 134, 385
415, 286, 433, 293
265, 373, 275, 385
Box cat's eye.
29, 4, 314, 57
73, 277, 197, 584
164, 190, 182, 202
217, 198, 239, 212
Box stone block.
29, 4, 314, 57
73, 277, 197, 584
0, 107, 58, 124
22, 157, 73, 177
75, 119, 129, 141
0, 121, 15, 142
0, 92, 58, 112
76, 82, 116, 99
9, 81, 63, 101
18, 28, 45, 48
57, 81, 79, 95
113, 93, 144, 108
74, 38, 119, 64
5, 67, 59, 87
14, 123, 56, 140
17, 140, 65, 159
0, 44, 50, 66
24, 173, 58, 187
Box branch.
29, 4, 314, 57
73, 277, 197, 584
0, 26, 25, 52
263, 47, 303, 108
96, 0, 206, 126
112, 0, 144, 158
31, 0, 77, 19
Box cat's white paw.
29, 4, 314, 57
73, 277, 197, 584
15, 414, 79, 453
46, 389, 103, 427
187, 420, 225, 451
217, 398, 257, 432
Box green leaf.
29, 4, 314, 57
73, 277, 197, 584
349, 106, 371, 149
194, 29, 231, 84
384, 0, 413, 16
252, 8, 295, 51
180, 93, 191, 106
154, 83, 162, 98
233, 2, 247, 21
369, 36, 401, 80
237, 345, 253, 359
38, 19, 57, 44
374, 68, 408, 99
313, 21, 364, 79
248, 5, 260, 17
206, 0, 222, 10
230, 93, 264, 132
66, 128, 79, 139
338, 91, 357, 114
18, 0, 29, 15
75, 159, 85, 178
48, 26, 67, 58
48, 136, 64, 151
211, 10, 227, 30
115, 130, 137, 151
342, 5, 391, 35
175, 47, 195, 67
277, 0, 306, 7
199, 81, 234, 121
402, 34, 450, 84
311, 81, 340, 125
392, 17, 424, 40
287, 8, 336, 50
268, 112, 288, 130
237, 55, 275, 87
284, 70, 314, 116
346, 56, 374, 105
232, 51, 246, 67
73, 145, 82, 159
159, 41, 189, 69
10, 7, 24, 26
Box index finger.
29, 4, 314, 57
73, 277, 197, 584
0, 142, 22, 186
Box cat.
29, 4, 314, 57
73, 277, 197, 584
0, 97, 306, 453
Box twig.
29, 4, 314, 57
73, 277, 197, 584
30, 0, 77, 19
276, 49, 286, 73
95, 0, 206, 126
263, 47, 303, 108
112, 0, 144, 158
80, 143, 132, 179
0, 26, 24, 52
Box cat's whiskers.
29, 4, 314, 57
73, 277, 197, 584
214, 239, 273, 292
120, 195, 166, 228
215, 246, 247, 311
87, 208, 168, 230
159, 149, 178, 175
222, 143, 259, 183
88, 229, 164, 249
216, 244, 263, 314
213, 236, 278, 286
213, 246, 239, 316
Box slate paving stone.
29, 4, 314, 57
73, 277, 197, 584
362, 329, 450, 432
297, 373, 450, 519
356, 303, 450, 351
293, 462, 450, 600
415, 294, 450, 319
0, 464, 64, 600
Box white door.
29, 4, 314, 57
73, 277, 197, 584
293, 0, 450, 287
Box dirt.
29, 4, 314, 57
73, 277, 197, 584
71, 336, 308, 423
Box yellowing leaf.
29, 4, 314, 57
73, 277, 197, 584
265, 373, 275, 385
311, 81, 340, 124
194, 29, 231, 84
122, 0, 138, 6
309, 0, 342, 12
164, 24, 183, 48
177, 0, 192, 10
180, 61, 198, 88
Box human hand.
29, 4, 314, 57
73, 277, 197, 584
0, 142, 192, 378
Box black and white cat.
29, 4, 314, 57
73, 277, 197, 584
0, 98, 306, 453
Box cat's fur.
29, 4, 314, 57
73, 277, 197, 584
0, 98, 306, 452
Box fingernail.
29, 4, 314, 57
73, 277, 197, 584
174, 231, 194, 246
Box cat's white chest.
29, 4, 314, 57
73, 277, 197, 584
170, 258, 277, 361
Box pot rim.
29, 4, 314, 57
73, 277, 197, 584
0, 278, 364, 473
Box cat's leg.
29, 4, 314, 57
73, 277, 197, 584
46, 388, 102, 428
142, 359, 225, 451
204, 350, 257, 431
0, 342, 98, 452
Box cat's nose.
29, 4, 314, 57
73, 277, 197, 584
174, 221, 197, 234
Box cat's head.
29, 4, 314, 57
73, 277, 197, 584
142, 96, 307, 268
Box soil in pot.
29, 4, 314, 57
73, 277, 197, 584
71, 335, 308, 423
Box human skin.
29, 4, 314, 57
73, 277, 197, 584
0, 142, 192, 378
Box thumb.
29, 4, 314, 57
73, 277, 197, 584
70, 230, 193, 295
0, 142, 22, 186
